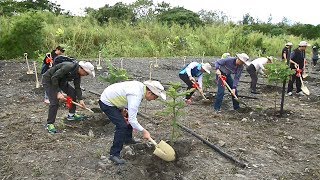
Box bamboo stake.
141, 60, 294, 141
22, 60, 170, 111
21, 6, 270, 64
96, 50, 102, 70
24, 53, 34, 74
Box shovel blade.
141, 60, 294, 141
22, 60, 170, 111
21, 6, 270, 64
302, 73, 308, 78
153, 140, 176, 162
301, 86, 310, 95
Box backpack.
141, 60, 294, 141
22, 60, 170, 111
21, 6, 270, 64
53, 55, 77, 66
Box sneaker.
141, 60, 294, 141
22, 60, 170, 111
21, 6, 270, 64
213, 109, 221, 114
109, 155, 126, 165
124, 138, 142, 145
46, 124, 57, 134
67, 114, 85, 121
251, 91, 261, 94
287, 92, 293, 96
44, 99, 50, 104
297, 91, 304, 96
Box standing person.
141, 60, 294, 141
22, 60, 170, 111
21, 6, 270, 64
287, 41, 310, 96
246, 56, 273, 94
99, 80, 166, 165
213, 53, 250, 112
282, 42, 293, 61
312, 46, 319, 67
42, 61, 95, 134
179, 62, 212, 104
41, 46, 65, 103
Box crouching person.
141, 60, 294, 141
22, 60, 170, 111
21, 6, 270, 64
99, 80, 166, 165
179, 62, 212, 104
42, 61, 95, 134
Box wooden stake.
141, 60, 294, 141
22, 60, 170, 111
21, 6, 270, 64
33, 61, 40, 88
202, 52, 205, 63
120, 58, 123, 69
154, 57, 159, 68
149, 61, 153, 80
183, 56, 186, 66
97, 50, 102, 70
24, 53, 34, 74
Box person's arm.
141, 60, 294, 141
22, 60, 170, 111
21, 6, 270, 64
51, 65, 72, 92
289, 52, 298, 68
185, 62, 198, 77
197, 74, 203, 88
232, 67, 243, 89
127, 95, 144, 131
74, 77, 83, 101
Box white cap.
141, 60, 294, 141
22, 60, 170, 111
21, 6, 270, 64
201, 63, 212, 74
221, 52, 231, 59
267, 56, 274, 62
236, 53, 250, 65
143, 80, 166, 100
79, 61, 95, 77
299, 41, 310, 47
285, 42, 293, 46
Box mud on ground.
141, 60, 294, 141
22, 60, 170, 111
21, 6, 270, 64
0, 58, 320, 179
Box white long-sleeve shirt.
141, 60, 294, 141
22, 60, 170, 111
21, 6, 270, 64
179, 62, 203, 88
100, 81, 146, 131
250, 57, 268, 75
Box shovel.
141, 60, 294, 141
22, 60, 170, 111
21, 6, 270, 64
191, 82, 210, 103
299, 76, 310, 95
148, 137, 176, 162
64, 96, 94, 113
302, 59, 308, 78
219, 76, 247, 107
33, 61, 40, 88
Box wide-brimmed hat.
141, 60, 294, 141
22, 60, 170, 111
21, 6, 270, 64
299, 41, 310, 47
267, 56, 274, 62
285, 42, 293, 46
236, 53, 250, 65
79, 61, 95, 77
144, 80, 166, 100
201, 63, 212, 74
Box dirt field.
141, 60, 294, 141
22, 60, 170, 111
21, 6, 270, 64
1, 57, 320, 180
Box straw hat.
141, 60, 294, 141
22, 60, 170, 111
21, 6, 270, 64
285, 42, 293, 46
236, 53, 250, 65
79, 61, 95, 77
143, 80, 166, 100
299, 41, 310, 47
201, 63, 212, 74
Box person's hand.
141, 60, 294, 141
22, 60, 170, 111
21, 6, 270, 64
294, 63, 299, 69
79, 100, 86, 109
189, 76, 196, 83
142, 129, 151, 140
57, 92, 65, 100
216, 69, 222, 76
231, 89, 236, 96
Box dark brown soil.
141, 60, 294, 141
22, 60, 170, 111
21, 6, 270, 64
1, 57, 320, 179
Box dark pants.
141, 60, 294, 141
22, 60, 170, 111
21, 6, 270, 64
214, 74, 240, 111
179, 73, 195, 99
246, 64, 258, 92
312, 58, 318, 66
287, 72, 302, 93
42, 81, 76, 124
99, 100, 133, 157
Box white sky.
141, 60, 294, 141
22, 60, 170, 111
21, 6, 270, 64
51, 0, 319, 25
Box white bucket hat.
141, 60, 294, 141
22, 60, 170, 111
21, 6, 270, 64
285, 42, 293, 46
299, 41, 310, 47
236, 53, 250, 65
79, 61, 95, 77
201, 63, 212, 74
143, 80, 166, 100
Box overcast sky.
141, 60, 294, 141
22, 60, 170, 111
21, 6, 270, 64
50, 0, 319, 25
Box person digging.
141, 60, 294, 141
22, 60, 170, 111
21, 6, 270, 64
42, 61, 95, 134
179, 62, 212, 105
213, 53, 250, 113
99, 80, 166, 165
246, 56, 273, 94
287, 41, 310, 96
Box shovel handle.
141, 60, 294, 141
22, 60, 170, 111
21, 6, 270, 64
192, 82, 207, 100
219, 76, 238, 99
148, 137, 158, 146
64, 97, 94, 113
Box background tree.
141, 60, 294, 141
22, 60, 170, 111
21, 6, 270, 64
157, 7, 203, 27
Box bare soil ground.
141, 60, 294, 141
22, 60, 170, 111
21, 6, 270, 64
1, 57, 320, 180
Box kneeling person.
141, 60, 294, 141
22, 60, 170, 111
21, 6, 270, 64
99, 80, 166, 165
